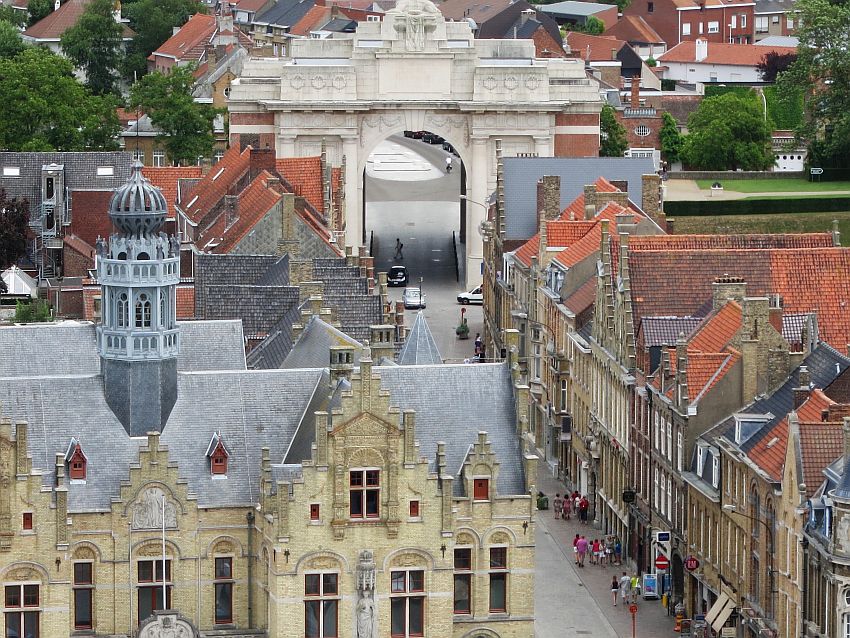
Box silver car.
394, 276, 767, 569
402, 287, 426, 309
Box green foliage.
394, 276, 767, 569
129, 66, 218, 165
0, 4, 27, 27
14, 299, 53, 323
703, 85, 753, 99
695, 177, 850, 192
0, 189, 29, 268
757, 50, 797, 82
599, 104, 627, 158
681, 93, 774, 170
659, 112, 683, 164
61, 0, 124, 95
0, 47, 120, 151
583, 16, 605, 35
646, 57, 657, 67
664, 195, 850, 216
122, 0, 204, 79
762, 86, 803, 130
777, 0, 850, 169
27, 0, 52, 26
0, 20, 27, 58
661, 79, 676, 91
672, 210, 850, 243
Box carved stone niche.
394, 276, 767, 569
129, 486, 179, 531
138, 610, 199, 638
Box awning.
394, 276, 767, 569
704, 592, 736, 633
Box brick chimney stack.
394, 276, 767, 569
630, 78, 640, 108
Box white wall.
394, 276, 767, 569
662, 60, 761, 83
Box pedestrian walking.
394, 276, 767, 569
614, 537, 622, 566
571, 491, 580, 517
630, 574, 640, 603
590, 539, 599, 565
445, 156, 453, 173
553, 494, 563, 520
393, 238, 404, 259
572, 534, 580, 564
604, 536, 614, 567
579, 495, 589, 524
619, 572, 631, 606
576, 536, 588, 567
611, 576, 620, 606
474, 333, 483, 357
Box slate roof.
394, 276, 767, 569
254, 0, 318, 27
535, 0, 614, 17
245, 302, 303, 369
194, 253, 286, 317
178, 320, 247, 371
397, 312, 442, 366
376, 363, 525, 496
640, 316, 703, 347
659, 41, 797, 66
503, 157, 655, 240
202, 285, 300, 339
313, 259, 383, 343
282, 316, 363, 369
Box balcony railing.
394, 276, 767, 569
98, 257, 180, 286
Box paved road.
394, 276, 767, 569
365, 136, 481, 362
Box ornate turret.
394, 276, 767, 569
96, 162, 180, 436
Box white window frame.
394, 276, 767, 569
682, 22, 691, 35
699, 22, 704, 34
708, 21, 719, 33
677, 432, 683, 472
741, 14, 747, 28
152, 150, 166, 168
731, 15, 737, 28
712, 456, 720, 489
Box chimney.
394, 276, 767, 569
225, 194, 239, 229
828, 404, 850, 422
583, 184, 597, 220
640, 174, 663, 223
611, 48, 618, 61
712, 275, 746, 310
215, 3, 237, 46
630, 78, 640, 108
768, 294, 783, 334
249, 147, 276, 174
205, 44, 217, 67
520, 7, 535, 24
536, 175, 561, 224
695, 38, 708, 62
793, 365, 811, 409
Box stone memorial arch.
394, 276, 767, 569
229, 0, 602, 282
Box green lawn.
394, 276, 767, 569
695, 178, 850, 193
670, 211, 850, 245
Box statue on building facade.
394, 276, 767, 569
355, 549, 377, 638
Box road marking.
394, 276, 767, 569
431, 249, 442, 252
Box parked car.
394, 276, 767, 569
402, 287, 426, 309
442, 141, 454, 154
427, 134, 445, 145
457, 285, 483, 304
403, 130, 416, 138
410, 130, 425, 139
388, 265, 408, 287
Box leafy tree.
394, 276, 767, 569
0, 4, 27, 27
681, 93, 774, 170
646, 56, 657, 67
777, 0, 850, 169
122, 0, 204, 79
129, 66, 218, 165
0, 20, 27, 58
27, 0, 52, 26
659, 112, 683, 164
0, 47, 120, 151
15, 299, 53, 323
0, 189, 29, 268
599, 104, 628, 157
61, 0, 124, 95
757, 51, 797, 82
582, 16, 605, 34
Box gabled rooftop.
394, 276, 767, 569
24, 0, 134, 40
658, 41, 797, 67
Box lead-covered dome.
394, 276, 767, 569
108, 161, 168, 236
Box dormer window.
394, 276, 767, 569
65, 438, 87, 481
206, 432, 230, 477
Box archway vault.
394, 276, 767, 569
228, 0, 603, 283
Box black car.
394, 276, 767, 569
388, 265, 408, 287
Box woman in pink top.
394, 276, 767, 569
576, 536, 588, 567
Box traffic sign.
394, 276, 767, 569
810, 167, 824, 175
655, 555, 670, 570
629, 604, 638, 614
684, 555, 700, 571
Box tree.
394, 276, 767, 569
659, 112, 683, 164
61, 0, 124, 95
757, 51, 797, 82
0, 20, 27, 59
14, 299, 53, 323
599, 104, 628, 157
681, 93, 774, 170
0, 189, 30, 269
0, 47, 120, 151
129, 66, 218, 165
777, 0, 850, 169
0, 4, 27, 27
122, 0, 204, 79
27, 0, 52, 26
582, 16, 605, 35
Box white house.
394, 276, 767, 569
657, 38, 796, 83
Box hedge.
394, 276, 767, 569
664, 196, 850, 217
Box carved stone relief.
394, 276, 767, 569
73, 546, 96, 560
504, 76, 518, 91
311, 75, 326, 90
482, 76, 497, 91
307, 556, 338, 570
8, 567, 36, 582
489, 531, 510, 545
137, 611, 198, 638
390, 552, 426, 568
130, 486, 178, 530
525, 75, 541, 91
456, 532, 475, 546
355, 550, 377, 638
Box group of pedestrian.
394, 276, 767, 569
611, 572, 642, 606
553, 492, 589, 523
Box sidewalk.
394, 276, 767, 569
536, 464, 677, 638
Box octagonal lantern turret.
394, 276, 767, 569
108, 160, 168, 236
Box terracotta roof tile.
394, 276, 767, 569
24, 0, 134, 39
150, 13, 215, 60
234, 0, 272, 12
180, 145, 251, 224
798, 417, 844, 496
290, 5, 330, 35
603, 15, 664, 45
514, 220, 597, 267
63, 233, 95, 260
658, 41, 797, 67
553, 202, 642, 269
687, 301, 742, 353
176, 284, 195, 320
655, 349, 739, 403
276, 157, 324, 212
563, 31, 626, 61
563, 277, 597, 315
143, 166, 204, 216
629, 233, 833, 251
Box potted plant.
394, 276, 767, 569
456, 319, 470, 339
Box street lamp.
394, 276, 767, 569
722, 504, 775, 619
459, 194, 487, 209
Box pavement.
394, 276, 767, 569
535, 464, 677, 638
663, 179, 850, 201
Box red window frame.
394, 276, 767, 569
304, 573, 339, 638
22, 513, 32, 531
409, 500, 419, 518
473, 478, 489, 501
214, 557, 233, 624
390, 570, 425, 637
210, 442, 228, 475
488, 547, 508, 613
73, 562, 93, 630
310, 504, 320, 521
453, 549, 472, 615
4, 584, 40, 638
69, 447, 86, 480
349, 469, 380, 519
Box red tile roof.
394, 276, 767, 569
143, 166, 204, 216
655, 348, 740, 403
276, 157, 324, 213
658, 41, 797, 67
687, 301, 742, 354
563, 277, 598, 315
603, 16, 664, 45
63, 233, 95, 260
24, 0, 134, 39
553, 202, 642, 269
629, 233, 834, 251
564, 31, 626, 61
798, 417, 844, 496
149, 13, 251, 64
179, 145, 251, 224
514, 220, 597, 267
233, 0, 272, 12
68, 190, 115, 246
628, 247, 850, 350
176, 284, 195, 320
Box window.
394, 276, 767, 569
391, 570, 424, 637
731, 15, 737, 27
489, 547, 508, 612
117, 293, 128, 328
366, 14, 380, 21
772, 14, 779, 22
682, 22, 691, 35
137, 559, 172, 624
786, 17, 793, 28
305, 573, 338, 638
473, 478, 489, 501
5, 584, 39, 638
349, 470, 380, 519
69, 445, 86, 481
712, 456, 720, 489
135, 293, 152, 328
210, 446, 228, 476
214, 151, 225, 164
22, 513, 32, 531
214, 558, 233, 624
708, 21, 719, 32
409, 501, 420, 518
96, 166, 114, 177
310, 504, 320, 521
741, 13, 747, 27
454, 549, 472, 614
647, 1, 654, 11
2, 166, 20, 177
755, 16, 768, 32
132, 149, 145, 162
634, 125, 651, 137
74, 563, 93, 630
844, 613, 850, 638
677, 432, 683, 472
152, 150, 166, 167
698, 22, 703, 34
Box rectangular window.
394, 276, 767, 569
682, 22, 691, 35
708, 21, 719, 33
132, 149, 145, 162
214, 558, 233, 624
473, 478, 489, 501
350, 470, 380, 519
731, 15, 737, 27
310, 504, 320, 521
152, 150, 166, 168
2, 166, 20, 177
22, 513, 32, 531
305, 573, 338, 638
409, 501, 419, 518
137, 559, 172, 624
74, 562, 93, 630
489, 547, 508, 612
741, 13, 747, 27
647, 1, 654, 11
5, 584, 39, 638
677, 432, 683, 472
454, 549, 472, 614
390, 570, 425, 637
96, 166, 114, 177
786, 17, 793, 28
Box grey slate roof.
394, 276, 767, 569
313, 259, 384, 343
640, 316, 703, 348
254, 0, 316, 26
754, 0, 796, 14
397, 312, 442, 366
194, 254, 286, 316
537, 0, 616, 17
282, 315, 363, 370
202, 285, 300, 339
376, 363, 525, 496
503, 157, 656, 240
0, 320, 247, 378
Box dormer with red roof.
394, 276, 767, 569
206, 432, 230, 476
65, 437, 88, 482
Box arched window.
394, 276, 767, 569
135, 293, 151, 328
159, 291, 166, 328
117, 293, 129, 328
